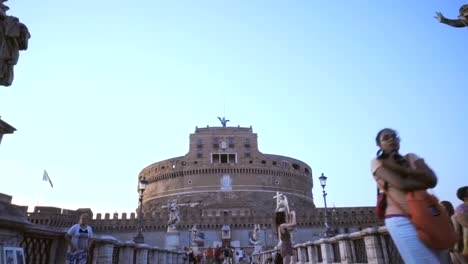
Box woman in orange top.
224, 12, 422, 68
371, 128, 446, 264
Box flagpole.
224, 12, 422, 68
36, 172, 44, 207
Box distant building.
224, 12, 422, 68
27, 122, 383, 249
0, 117, 16, 145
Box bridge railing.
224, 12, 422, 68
253, 226, 404, 264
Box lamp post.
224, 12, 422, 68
134, 177, 148, 243
318, 173, 333, 237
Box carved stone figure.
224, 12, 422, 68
162, 200, 200, 232
435, 4, 468, 28
166, 200, 180, 232
252, 224, 260, 242
274, 192, 290, 215
249, 224, 262, 246
217, 116, 230, 127
0, 0, 31, 87
191, 224, 204, 246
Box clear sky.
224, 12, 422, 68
1, 0, 467, 216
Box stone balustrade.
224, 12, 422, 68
0, 193, 186, 264
90, 235, 185, 264
252, 226, 403, 264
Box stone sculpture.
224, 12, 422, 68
0, 0, 31, 87
435, 4, 468, 28
162, 200, 200, 232
274, 192, 290, 219
217, 116, 230, 127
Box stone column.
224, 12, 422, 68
295, 243, 305, 264
362, 227, 385, 264
166, 250, 172, 264
118, 241, 135, 264
159, 250, 167, 264
147, 248, 157, 264
377, 226, 390, 264
336, 234, 353, 264
135, 244, 150, 264
317, 238, 333, 264
305, 242, 316, 264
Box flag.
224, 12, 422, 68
42, 170, 53, 188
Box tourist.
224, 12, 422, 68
188, 248, 196, 264
454, 186, 468, 263
65, 213, 94, 264
371, 128, 446, 263
214, 246, 222, 264
441, 200, 462, 263
205, 246, 213, 264
274, 210, 296, 264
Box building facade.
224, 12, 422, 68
26, 123, 383, 249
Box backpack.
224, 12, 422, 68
387, 190, 459, 250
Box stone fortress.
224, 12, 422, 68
26, 120, 382, 250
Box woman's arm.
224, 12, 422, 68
406, 159, 437, 188
380, 157, 437, 188
65, 233, 76, 252
279, 211, 297, 232
374, 166, 428, 191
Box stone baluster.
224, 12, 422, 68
362, 227, 385, 264
305, 241, 316, 264
135, 243, 150, 264
118, 241, 135, 264
294, 243, 305, 264
377, 226, 391, 264
166, 250, 173, 264
316, 238, 333, 264
92, 235, 119, 264
335, 234, 353, 264
147, 247, 157, 264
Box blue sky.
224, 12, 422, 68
1, 0, 467, 216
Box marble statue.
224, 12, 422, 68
435, 4, 468, 28
162, 199, 200, 232
249, 224, 261, 245
274, 192, 290, 218
166, 200, 180, 232
191, 224, 204, 246
0, 0, 31, 87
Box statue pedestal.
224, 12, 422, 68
165, 231, 180, 250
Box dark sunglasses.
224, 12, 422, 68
380, 133, 399, 142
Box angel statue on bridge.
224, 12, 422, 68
165, 200, 180, 232
435, 4, 468, 28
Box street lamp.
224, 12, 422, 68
262, 226, 267, 249
318, 173, 333, 237
134, 177, 148, 243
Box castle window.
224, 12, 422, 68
305, 168, 309, 174
272, 161, 277, 165
213, 137, 220, 148
197, 150, 203, 158
244, 151, 251, 158
197, 139, 203, 148
211, 153, 237, 164
261, 160, 266, 164
228, 137, 235, 148
292, 163, 300, 170
244, 138, 250, 148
